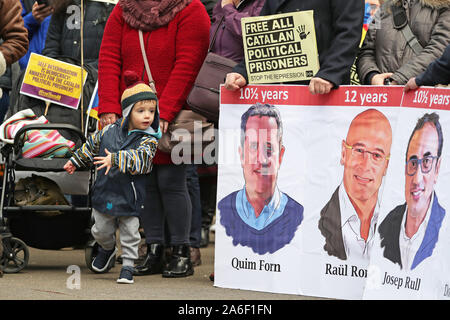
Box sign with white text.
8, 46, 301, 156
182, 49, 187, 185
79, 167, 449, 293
215, 85, 450, 300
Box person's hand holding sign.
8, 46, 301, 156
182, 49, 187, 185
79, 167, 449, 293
308, 77, 333, 95
404, 77, 418, 92
225, 72, 247, 91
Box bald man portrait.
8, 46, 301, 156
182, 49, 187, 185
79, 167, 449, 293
319, 109, 392, 261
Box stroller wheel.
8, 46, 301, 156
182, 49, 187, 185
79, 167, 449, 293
0, 237, 29, 273
85, 241, 116, 273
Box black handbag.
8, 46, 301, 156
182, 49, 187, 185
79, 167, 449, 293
186, 16, 237, 123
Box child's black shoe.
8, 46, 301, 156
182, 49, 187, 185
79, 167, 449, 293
117, 266, 135, 284
92, 246, 117, 273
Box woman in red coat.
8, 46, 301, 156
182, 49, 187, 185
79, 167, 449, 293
97, 0, 210, 277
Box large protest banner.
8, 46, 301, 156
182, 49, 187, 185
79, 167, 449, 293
241, 11, 319, 84
363, 87, 450, 300
214, 85, 450, 299
20, 53, 87, 109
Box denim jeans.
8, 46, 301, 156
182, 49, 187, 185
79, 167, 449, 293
186, 164, 202, 248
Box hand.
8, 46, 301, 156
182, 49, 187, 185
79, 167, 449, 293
160, 119, 169, 134
99, 113, 118, 128
308, 77, 333, 95
32, 2, 53, 23
63, 160, 76, 174
224, 72, 247, 91
221, 0, 234, 7
94, 148, 113, 175
371, 72, 393, 85
404, 77, 418, 92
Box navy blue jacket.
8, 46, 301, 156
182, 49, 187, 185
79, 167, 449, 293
71, 116, 160, 217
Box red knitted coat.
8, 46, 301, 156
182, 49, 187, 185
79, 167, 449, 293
98, 0, 210, 164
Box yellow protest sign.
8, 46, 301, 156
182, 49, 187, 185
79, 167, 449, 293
241, 11, 319, 84
20, 53, 87, 109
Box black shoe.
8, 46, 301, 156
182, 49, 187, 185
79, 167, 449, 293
162, 245, 194, 278
134, 243, 165, 276
117, 266, 135, 284
199, 227, 210, 248
92, 246, 117, 273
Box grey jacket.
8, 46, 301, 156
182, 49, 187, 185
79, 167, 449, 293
357, 0, 450, 85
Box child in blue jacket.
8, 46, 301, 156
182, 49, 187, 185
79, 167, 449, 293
64, 71, 161, 284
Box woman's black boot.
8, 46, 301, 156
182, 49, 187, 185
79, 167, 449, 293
162, 244, 194, 278
134, 243, 165, 276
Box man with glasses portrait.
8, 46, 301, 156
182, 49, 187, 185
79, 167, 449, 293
379, 112, 446, 270
319, 109, 392, 261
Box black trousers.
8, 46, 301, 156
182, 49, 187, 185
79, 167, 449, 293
141, 164, 192, 246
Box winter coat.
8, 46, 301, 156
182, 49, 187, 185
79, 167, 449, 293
416, 44, 450, 86
357, 0, 450, 85
233, 0, 365, 86
19, 0, 51, 70
97, 0, 210, 165
70, 115, 160, 217
201, 0, 218, 21
210, 0, 265, 62
0, 0, 28, 67
42, 0, 114, 68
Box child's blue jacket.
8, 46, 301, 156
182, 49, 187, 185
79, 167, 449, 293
70, 117, 160, 217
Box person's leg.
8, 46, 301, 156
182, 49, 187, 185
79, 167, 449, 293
118, 216, 140, 268
200, 172, 217, 247
91, 209, 117, 272
157, 164, 192, 246
91, 209, 117, 251
117, 216, 140, 284
186, 164, 202, 266
135, 166, 166, 275
140, 166, 165, 243
156, 164, 194, 277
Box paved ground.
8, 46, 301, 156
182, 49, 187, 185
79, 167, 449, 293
0, 231, 321, 301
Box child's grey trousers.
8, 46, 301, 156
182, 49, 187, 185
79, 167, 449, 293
91, 208, 141, 268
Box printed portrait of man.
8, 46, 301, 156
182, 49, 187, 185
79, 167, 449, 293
379, 112, 446, 270
319, 109, 392, 261
218, 103, 303, 255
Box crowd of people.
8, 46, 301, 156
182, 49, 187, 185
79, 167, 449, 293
0, 0, 449, 284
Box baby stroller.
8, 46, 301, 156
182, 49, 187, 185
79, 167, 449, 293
0, 57, 106, 274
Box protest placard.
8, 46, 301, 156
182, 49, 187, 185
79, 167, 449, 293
215, 84, 450, 300
20, 53, 88, 110
241, 11, 319, 84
